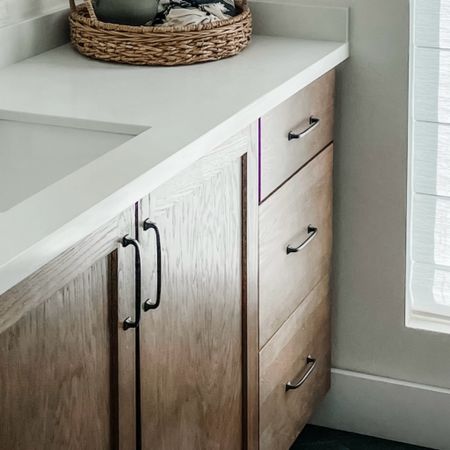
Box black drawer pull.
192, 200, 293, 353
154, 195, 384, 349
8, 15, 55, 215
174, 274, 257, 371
288, 116, 320, 141
287, 225, 318, 255
286, 355, 317, 391
121, 236, 143, 330
143, 219, 162, 311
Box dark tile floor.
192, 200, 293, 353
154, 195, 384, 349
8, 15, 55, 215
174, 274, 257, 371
292, 425, 432, 450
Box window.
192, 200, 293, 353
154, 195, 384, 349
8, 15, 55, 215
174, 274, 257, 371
407, 0, 450, 332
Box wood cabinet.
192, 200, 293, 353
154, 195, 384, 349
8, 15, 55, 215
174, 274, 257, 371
137, 132, 249, 450
259, 145, 333, 347
0, 207, 137, 450
259, 71, 335, 201
0, 128, 256, 450
259, 276, 331, 450
258, 71, 335, 449
0, 71, 336, 450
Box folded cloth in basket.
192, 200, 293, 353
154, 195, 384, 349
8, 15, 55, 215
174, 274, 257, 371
150, 0, 237, 27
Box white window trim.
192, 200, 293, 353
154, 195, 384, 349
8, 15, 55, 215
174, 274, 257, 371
406, 0, 450, 334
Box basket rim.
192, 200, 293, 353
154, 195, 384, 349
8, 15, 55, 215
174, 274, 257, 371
69, 1, 251, 34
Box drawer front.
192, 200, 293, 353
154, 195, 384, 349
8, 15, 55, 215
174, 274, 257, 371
259, 145, 333, 347
260, 70, 335, 201
260, 276, 331, 450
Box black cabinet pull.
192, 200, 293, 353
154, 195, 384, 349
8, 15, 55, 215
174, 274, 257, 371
288, 116, 320, 141
121, 236, 143, 330
286, 225, 318, 255
143, 219, 162, 311
285, 355, 317, 391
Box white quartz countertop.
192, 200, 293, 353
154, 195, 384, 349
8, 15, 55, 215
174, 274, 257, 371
0, 33, 349, 295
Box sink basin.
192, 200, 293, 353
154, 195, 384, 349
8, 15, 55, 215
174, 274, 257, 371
0, 119, 138, 212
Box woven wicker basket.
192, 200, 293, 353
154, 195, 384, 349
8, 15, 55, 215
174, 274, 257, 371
69, 0, 252, 66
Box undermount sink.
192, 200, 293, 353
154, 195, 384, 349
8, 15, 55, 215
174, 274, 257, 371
0, 118, 139, 213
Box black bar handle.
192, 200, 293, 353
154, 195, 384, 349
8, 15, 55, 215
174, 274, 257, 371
288, 116, 320, 141
143, 219, 162, 311
285, 355, 317, 391
121, 235, 143, 330
287, 225, 318, 255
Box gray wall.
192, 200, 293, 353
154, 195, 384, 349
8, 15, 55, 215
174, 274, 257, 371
287, 0, 450, 389
0, 0, 65, 27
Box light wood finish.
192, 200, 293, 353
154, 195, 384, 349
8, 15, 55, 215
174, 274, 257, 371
260, 70, 335, 201
115, 207, 139, 450
0, 211, 132, 335
0, 259, 111, 450
138, 131, 249, 450
259, 145, 333, 348
0, 207, 136, 450
243, 122, 261, 450
259, 276, 331, 450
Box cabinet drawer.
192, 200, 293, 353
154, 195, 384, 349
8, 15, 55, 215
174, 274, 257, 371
260, 71, 335, 201
259, 145, 333, 347
260, 276, 331, 450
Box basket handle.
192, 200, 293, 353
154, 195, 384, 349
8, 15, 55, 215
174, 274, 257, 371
69, 0, 97, 20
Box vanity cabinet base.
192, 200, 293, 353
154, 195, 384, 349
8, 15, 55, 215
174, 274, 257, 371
258, 70, 335, 450
260, 276, 331, 450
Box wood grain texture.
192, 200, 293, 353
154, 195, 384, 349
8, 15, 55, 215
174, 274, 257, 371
0, 207, 136, 450
115, 207, 139, 450
259, 275, 331, 450
260, 70, 335, 201
259, 145, 333, 348
138, 132, 248, 450
0, 210, 134, 335
1, 258, 112, 450
242, 122, 260, 450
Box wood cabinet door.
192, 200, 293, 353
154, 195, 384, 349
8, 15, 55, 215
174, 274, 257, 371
138, 132, 251, 450
0, 207, 137, 450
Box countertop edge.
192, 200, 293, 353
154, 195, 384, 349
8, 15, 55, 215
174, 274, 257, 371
0, 41, 349, 297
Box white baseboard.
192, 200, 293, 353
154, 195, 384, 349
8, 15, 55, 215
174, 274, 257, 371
311, 368, 450, 450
